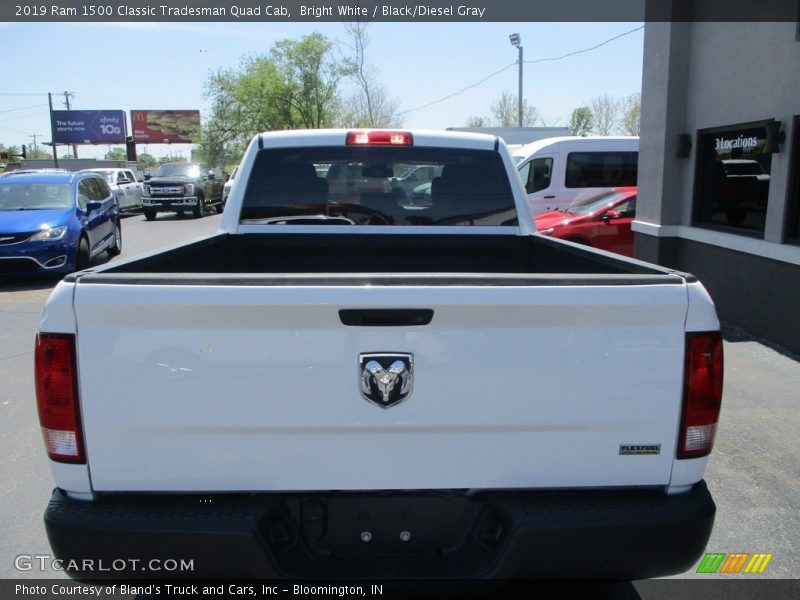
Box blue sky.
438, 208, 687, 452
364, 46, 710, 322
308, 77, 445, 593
0, 21, 643, 160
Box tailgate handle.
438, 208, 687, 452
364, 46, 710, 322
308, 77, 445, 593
339, 309, 433, 327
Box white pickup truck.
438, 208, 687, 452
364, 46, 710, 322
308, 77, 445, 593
36, 129, 722, 580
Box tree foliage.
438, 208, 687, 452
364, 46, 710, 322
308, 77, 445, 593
0, 144, 22, 161
590, 94, 620, 136
200, 33, 350, 165
465, 115, 490, 128
619, 93, 641, 136
104, 147, 127, 161
137, 153, 158, 170
338, 22, 402, 128
490, 90, 541, 127
570, 107, 594, 137
27, 147, 52, 159
461, 91, 542, 128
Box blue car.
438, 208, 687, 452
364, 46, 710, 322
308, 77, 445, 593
0, 171, 121, 276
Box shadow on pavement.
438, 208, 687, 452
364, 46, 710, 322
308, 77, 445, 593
721, 321, 800, 363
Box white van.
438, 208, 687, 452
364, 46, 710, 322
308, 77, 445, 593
513, 136, 639, 214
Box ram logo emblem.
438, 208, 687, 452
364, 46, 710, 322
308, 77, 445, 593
359, 353, 413, 409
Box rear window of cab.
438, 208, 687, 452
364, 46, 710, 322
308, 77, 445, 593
240, 146, 517, 227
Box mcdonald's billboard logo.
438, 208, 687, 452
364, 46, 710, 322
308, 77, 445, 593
696, 552, 773, 574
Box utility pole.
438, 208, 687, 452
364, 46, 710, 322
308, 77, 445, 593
63, 91, 78, 158
509, 34, 524, 128
28, 134, 42, 157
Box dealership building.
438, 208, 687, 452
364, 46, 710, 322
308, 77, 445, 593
634, 21, 800, 354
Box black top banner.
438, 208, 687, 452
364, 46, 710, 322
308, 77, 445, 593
3, 0, 800, 22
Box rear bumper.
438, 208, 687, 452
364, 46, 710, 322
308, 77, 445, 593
45, 481, 715, 580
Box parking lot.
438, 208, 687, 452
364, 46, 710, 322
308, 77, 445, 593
0, 211, 798, 584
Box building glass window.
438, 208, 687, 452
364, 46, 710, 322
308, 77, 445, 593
693, 122, 772, 235
787, 116, 800, 243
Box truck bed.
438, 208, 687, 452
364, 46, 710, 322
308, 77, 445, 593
72, 232, 687, 285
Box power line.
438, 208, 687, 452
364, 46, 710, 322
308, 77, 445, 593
0, 103, 47, 114
397, 61, 518, 116
397, 26, 644, 117
0, 108, 47, 123
526, 26, 644, 65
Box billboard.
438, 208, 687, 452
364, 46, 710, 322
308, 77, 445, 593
131, 110, 201, 143
51, 110, 127, 144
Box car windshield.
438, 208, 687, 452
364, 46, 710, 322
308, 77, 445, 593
240, 146, 517, 227
0, 182, 72, 211
155, 163, 202, 178
87, 171, 115, 184
565, 190, 630, 216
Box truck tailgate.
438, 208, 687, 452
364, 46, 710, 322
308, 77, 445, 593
74, 281, 688, 492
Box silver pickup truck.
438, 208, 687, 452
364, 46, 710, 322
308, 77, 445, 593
37, 129, 722, 580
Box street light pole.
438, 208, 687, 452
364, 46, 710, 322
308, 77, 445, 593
509, 33, 523, 128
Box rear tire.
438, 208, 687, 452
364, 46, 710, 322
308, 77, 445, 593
144, 209, 156, 221
107, 220, 122, 257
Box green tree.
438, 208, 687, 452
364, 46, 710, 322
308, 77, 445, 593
104, 147, 127, 161
619, 93, 641, 136
28, 147, 53, 159
0, 144, 22, 160
200, 33, 349, 165
570, 107, 594, 136
137, 153, 158, 171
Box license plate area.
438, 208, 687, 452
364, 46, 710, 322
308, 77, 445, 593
290, 494, 486, 558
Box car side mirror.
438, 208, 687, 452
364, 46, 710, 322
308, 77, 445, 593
85, 200, 103, 213
602, 210, 621, 221
143, 172, 151, 181
117, 177, 131, 185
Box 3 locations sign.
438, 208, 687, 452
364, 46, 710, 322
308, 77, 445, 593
51, 110, 127, 144
131, 110, 202, 143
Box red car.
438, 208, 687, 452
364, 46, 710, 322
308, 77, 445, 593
535, 187, 637, 257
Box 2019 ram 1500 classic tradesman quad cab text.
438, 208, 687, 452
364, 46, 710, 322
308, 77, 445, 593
37, 130, 722, 580
141, 162, 223, 221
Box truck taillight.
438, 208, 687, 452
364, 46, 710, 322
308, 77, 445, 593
678, 332, 723, 459
346, 130, 413, 146
35, 333, 85, 463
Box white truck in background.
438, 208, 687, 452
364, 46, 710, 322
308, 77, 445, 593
36, 129, 721, 580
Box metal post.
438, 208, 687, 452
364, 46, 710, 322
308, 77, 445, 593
509, 33, 523, 128
48, 93, 59, 168
517, 44, 523, 128
63, 91, 78, 159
